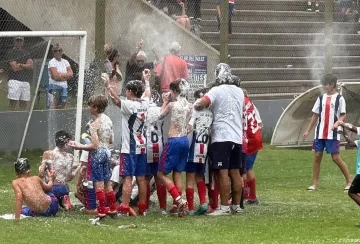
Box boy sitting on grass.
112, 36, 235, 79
12, 158, 59, 220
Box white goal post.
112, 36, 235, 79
0, 31, 87, 162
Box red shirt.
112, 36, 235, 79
155, 55, 189, 92
244, 97, 263, 155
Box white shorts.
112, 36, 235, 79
8, 79, 31, 101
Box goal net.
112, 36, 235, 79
0, 31, 87, 165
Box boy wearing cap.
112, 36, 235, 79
4, 36, 34, 110
12, 158, 59, 220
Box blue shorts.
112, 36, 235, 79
86, 185, 97, 210
89, 148, 111, 182
120, 153, 147, 177
313, 139, 340, 154
21, 192, 59, 217
147, 163, 159, 176
52, 184, 70, 199
186, 161, 205, 174
245, 152, 258, 171
47, 83, 67, 107
159, 136, 189, 174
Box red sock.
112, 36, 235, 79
248, 178, 257, 200
146, 183, 151, 209
95, 189, 106, 215
186, 188, 195, 211
137, 202, 147, 215
168, 183, 180, 200
156, 184, 167, 210
211, 184, 219, 210
116, 203, 130, 214
105, 191, 117, 212
243, 180, 249, 199
197, 181, 207, 205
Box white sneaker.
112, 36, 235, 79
208, 208, 230, 216
307, 185, 317, 191
231, 206, 244, 214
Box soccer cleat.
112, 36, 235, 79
159, 209, 168, 215
63, 195, 72, 211
207, 208, 231, 216
169, 205, 179, 215
231, 206, 244, 214
307, 185, 317, 191
194, 204, 208, 216
177, 199, 188, 217
187, 210, 196, 216
245, 199, 260, 205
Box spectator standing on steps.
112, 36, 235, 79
216, 0, 235, 34
307, 0, 320, 13
4, 37, 34, 111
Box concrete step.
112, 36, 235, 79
210, 44, 360, 57
201, 20, 360, 34
241, 78, 360, 98
231, 66, 360, 81
201, 33, 360, 45
201, 0, 344, 12
201, 9, 359, 22
227, 56, 360, 68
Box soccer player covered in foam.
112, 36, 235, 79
144, 94, 167, 214
39, 130, 76, 211
157, 78, 192, 216
186, 88, 213, 215
69, 95, 117, 218
104, 69, 151, 216
13, 158, 59, 220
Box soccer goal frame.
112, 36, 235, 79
0, 31, 87, 162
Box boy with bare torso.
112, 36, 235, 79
12, 158, 59, 220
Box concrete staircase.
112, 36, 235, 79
200, 0, 360, 99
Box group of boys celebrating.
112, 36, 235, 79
12, 63, 264, 220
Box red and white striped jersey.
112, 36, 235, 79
312, 93, 346, 140
188, 109, 213, 163
120, 98, 149, 154
244, 97, 263, 155
145, 106, 164, 163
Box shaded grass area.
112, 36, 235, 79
0, 145, 360, 243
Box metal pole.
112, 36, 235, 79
95, 0, 106, 61
324, 0, 333, 74
219, 0, 229, 63
18, 39, 52, 159
74, 34, 88, 163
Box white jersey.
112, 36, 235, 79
145, 105, 164, 163
205, 84, 244, 144
312, 93, 346, 140
121, 98, 149, 154
188, 109, 213, 163
94, 113, 114, 148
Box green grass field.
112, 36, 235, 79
0, 146, 360, 244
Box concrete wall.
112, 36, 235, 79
0, 0, 96, 63
0, 99, 292, 152
106, 0, 219, 83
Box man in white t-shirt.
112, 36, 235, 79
47, 43, 73, 109
194, 63, 244, 215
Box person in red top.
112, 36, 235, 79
243, 89, 263, 205
155, 42, 189, 93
